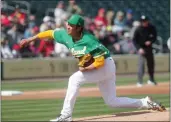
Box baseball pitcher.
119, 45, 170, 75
19, 14, 165, 122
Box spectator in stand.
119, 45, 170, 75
9, 15, 27, 41
106, 10, 115, 32
87, 22, 96, 34
1, 24, 8, 40
130, 21, 141, 40
17, 17, 28, 34
106, 10, 115, 26
93, 8, 107, 42
28, 14, 36, 28
12, 44, 21, 58
1, 12, 11, 28
7, 24, 22, 49
93, 22, 106, 46
40, 16, 55, 32
54, 1, 65, 18
54, 1, 69, 28
67, 0, 82, 16
9, 5, 26, 25
10, 15, 19, 25
102, 30, 118, 54
112, 11, 126, 40
94, 8, 107, 27
114, 11, 125, 28
115, 32, 136, 54
1, 37, 14, 59
84, 17, 93, 32
24, 27, 33, 38
125, 9, 134, 29
37, 39, 55, 57
24, 26, 39, 39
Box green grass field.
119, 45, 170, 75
1, 95, 170, 121
1, 73, 170, 121
2, 94, 170, 121
1, 73, 170, 91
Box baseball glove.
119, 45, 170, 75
78, 54, 95, 67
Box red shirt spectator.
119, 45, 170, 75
37, 39, 54, 57
1, 14, 11, 27
13, 44, 21, 51
10, 8, 26, 24
94, 8, 107, 27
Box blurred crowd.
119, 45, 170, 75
1, 0, 167, 60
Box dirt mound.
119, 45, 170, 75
75, 110, 170, 121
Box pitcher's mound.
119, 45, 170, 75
75, 110, 169, 121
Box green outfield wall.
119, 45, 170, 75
1, 54, 169, 80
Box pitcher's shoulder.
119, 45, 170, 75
53, 28, 70, 37
54, 28, 66, 33
83, 31, 98, 41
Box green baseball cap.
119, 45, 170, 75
67, 14, 84, 26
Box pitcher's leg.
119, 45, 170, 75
61, 67, 107, 115
60, 71, 83, 115
98, 77, 148, 109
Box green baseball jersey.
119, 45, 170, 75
53, 28, 110, 58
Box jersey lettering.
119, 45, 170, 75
71, 46, 86, 56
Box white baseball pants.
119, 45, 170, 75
61, 57, 148, 115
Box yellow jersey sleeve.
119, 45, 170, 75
93, 56, 105, 68
37, 30, 54, 39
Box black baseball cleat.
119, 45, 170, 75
147, 80, 157, 85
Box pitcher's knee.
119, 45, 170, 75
69, 74, 81, 86
69, 75, 75, 82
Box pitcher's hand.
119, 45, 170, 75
79, 67, 86, 72
19, 39, 30, 48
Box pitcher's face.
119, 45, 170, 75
66, 22, 77, 36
